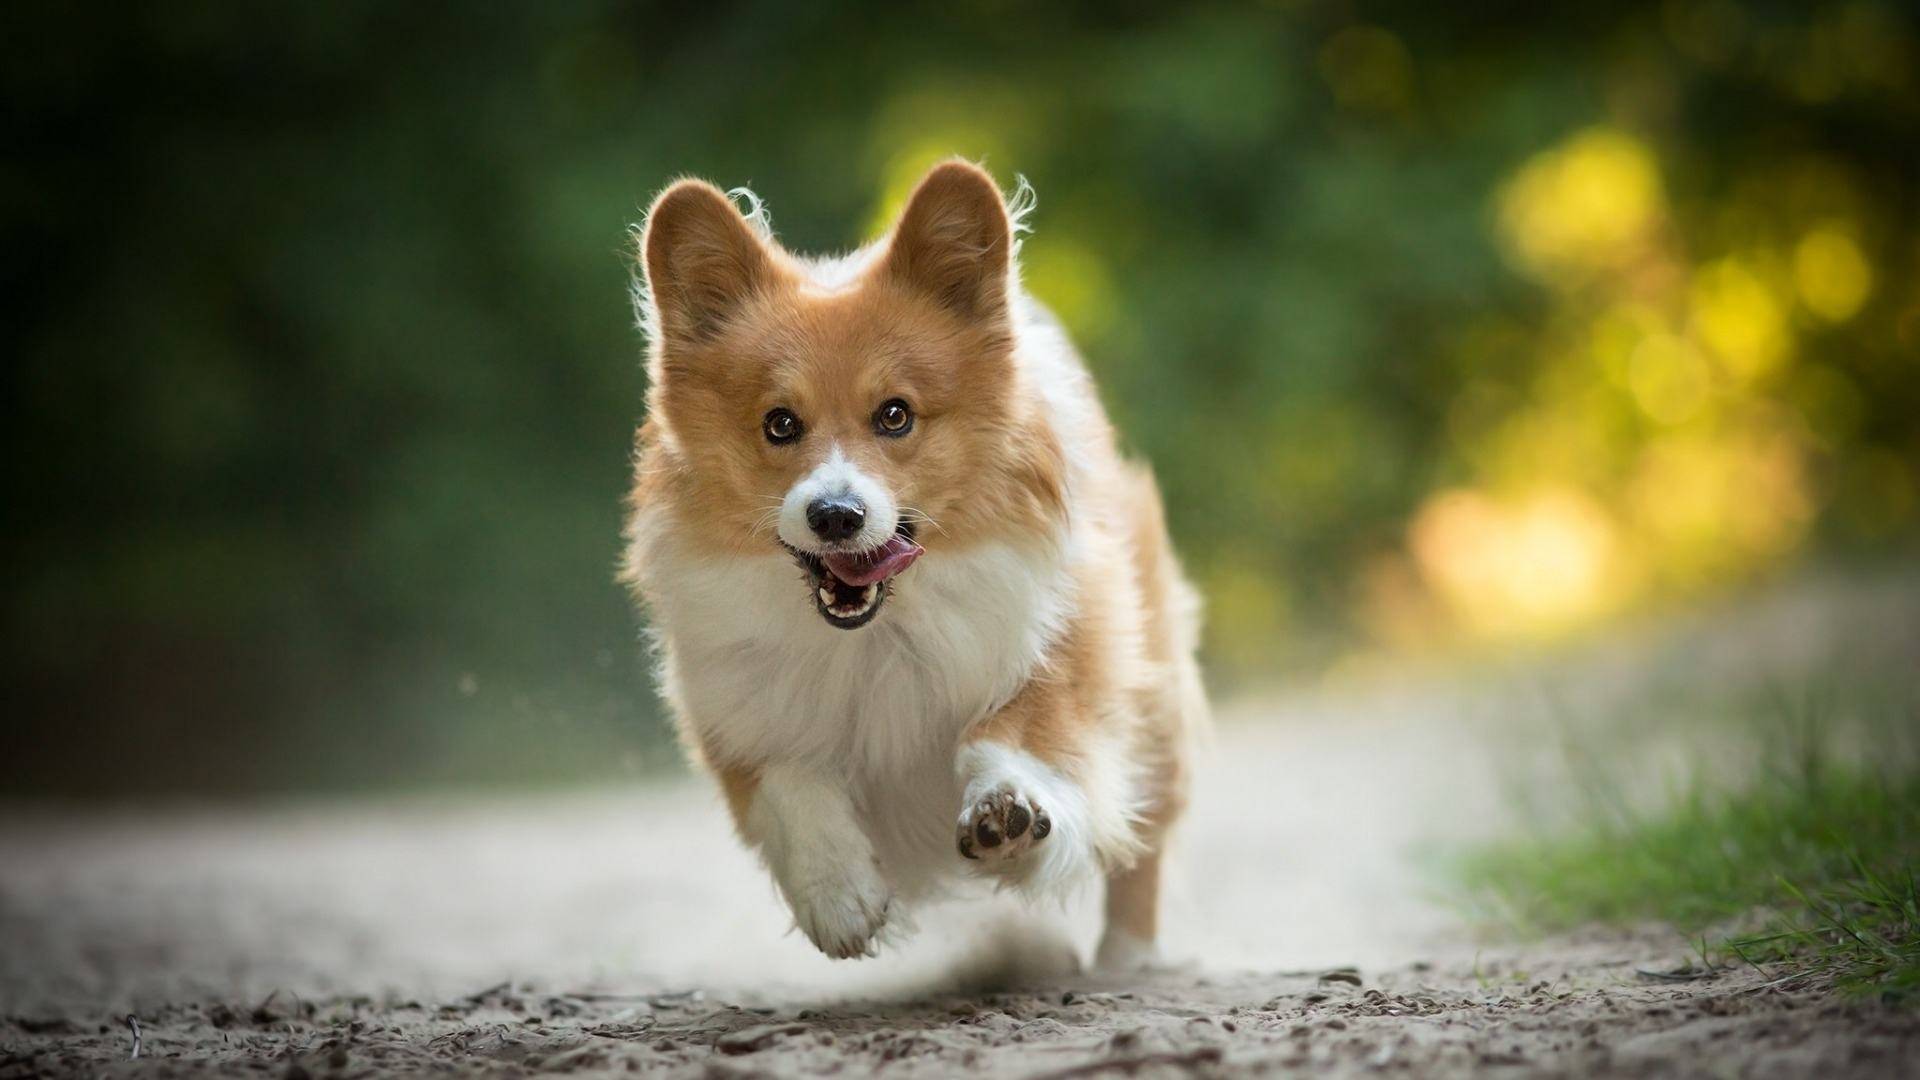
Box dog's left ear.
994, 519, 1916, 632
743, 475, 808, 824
879, 160, 1013, 323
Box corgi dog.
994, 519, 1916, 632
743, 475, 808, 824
620, 160, 1206, 970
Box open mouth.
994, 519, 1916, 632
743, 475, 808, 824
786, 522, 923, 629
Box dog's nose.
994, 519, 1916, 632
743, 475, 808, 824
806, 495, 866, 541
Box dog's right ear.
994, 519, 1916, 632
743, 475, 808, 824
641, 180, 772, 347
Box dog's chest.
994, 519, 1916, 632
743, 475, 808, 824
653, 542, 1072, 777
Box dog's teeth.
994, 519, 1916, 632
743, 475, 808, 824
816, 577, 883, 622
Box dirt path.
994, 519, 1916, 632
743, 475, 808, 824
6, 939, 1912, 1078
5, 579, 1917, 1076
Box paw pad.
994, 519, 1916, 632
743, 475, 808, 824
956, 787, 1050, 863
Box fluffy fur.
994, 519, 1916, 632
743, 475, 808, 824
620, 160, 1206, 967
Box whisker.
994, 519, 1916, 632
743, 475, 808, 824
897, 505, 949, 538
747, 505, 785, 539
746, 492, 790, 539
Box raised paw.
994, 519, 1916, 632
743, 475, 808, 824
956, 786, 1052, 864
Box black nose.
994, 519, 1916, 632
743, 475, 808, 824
806, 495, 866, 541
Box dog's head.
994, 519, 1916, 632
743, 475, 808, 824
636, 161, 1065, 629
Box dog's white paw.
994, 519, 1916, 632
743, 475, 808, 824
956, 783, 1052, 865
953, 742, 1097, 892
1094, 928, 1162, 972
783, 855, 893, 960
748, 764, 894, 959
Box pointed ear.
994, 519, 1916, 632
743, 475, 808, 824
878, 161, 1013, 322
640, 180, 773, 344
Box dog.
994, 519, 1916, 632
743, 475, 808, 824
620, 160, 1206, 969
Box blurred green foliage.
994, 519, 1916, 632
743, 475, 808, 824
4, 2, 1916, 795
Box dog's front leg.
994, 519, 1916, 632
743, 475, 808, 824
953, 679, 1129, 894
726, 760, 892, 959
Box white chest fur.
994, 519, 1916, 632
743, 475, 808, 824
638, 531, 1076, 891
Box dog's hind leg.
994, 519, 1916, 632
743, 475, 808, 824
1096, 465, 1207, 971
1098, 849, 1163, 970
1094, 710, 1189, 970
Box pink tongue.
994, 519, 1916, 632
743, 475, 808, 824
822, 534, 924, 587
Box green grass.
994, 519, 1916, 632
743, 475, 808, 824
1459, 702, 1920, 1002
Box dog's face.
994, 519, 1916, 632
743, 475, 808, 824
638, 162, 1065, 629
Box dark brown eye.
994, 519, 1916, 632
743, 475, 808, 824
875, 399, 913, 437
763, 408, 801, 444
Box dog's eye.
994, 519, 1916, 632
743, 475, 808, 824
875, 399, 913, 437
763, 408, 802, 445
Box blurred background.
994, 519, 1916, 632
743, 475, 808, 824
5, 0, 1917, 798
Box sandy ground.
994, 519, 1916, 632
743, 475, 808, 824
4, 577, 1917, 1076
